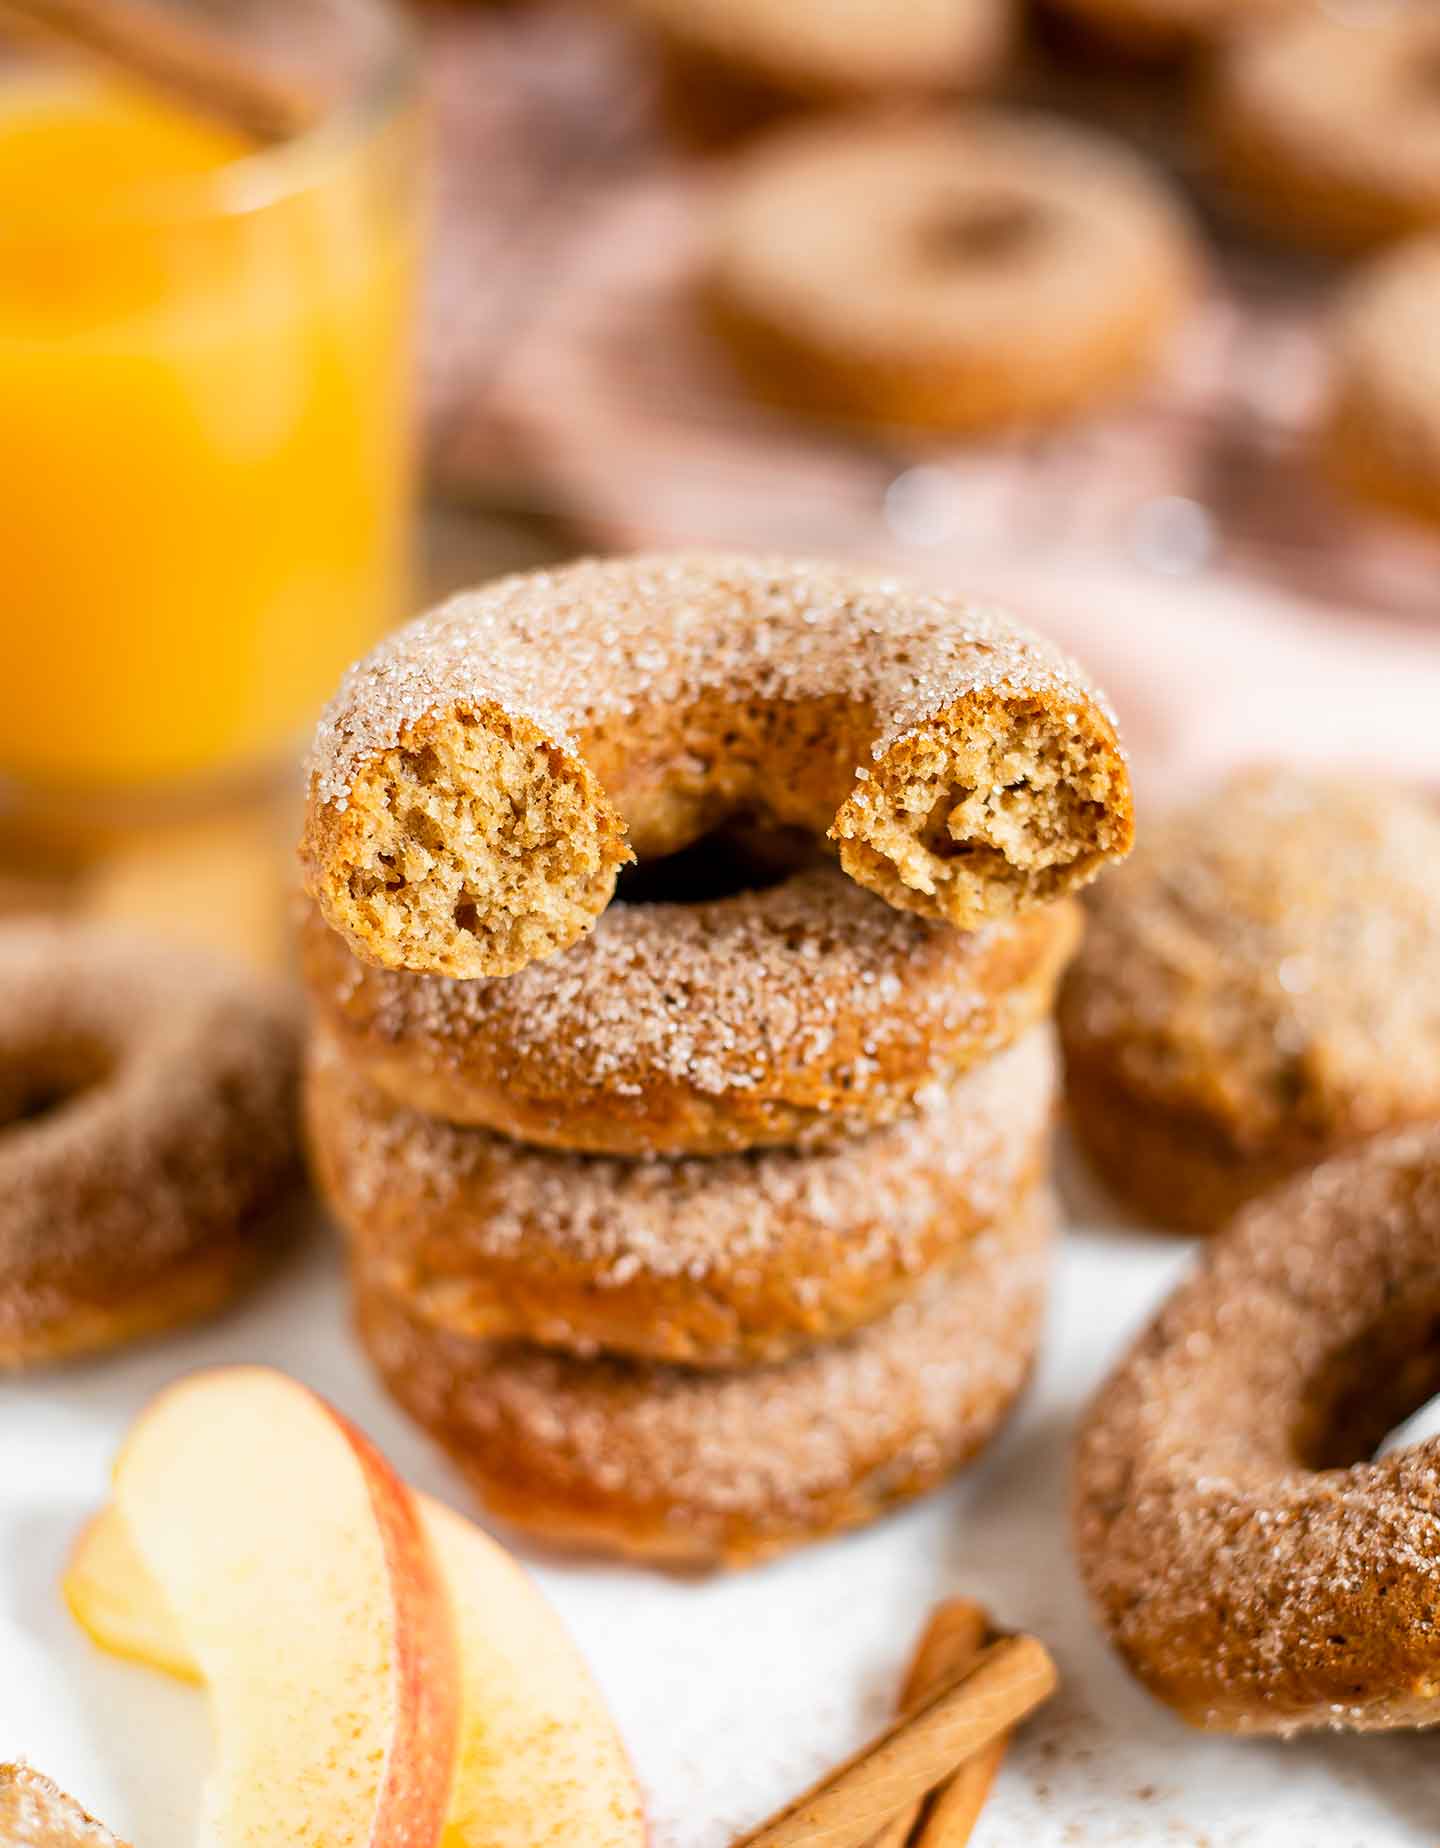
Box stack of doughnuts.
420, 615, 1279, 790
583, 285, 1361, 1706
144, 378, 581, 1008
299, 552, 1134, 1565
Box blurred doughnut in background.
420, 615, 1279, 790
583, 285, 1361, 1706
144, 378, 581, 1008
1207, 4, 1440, 255
702, 109, 1203, 433
611, 0, 1014, 143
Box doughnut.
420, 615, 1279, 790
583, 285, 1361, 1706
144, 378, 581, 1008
1208, 8, 1440, 255
310, 1024, 1055, 1368
0, 1763, 128, 1848
704, 115, 1202, 436
0, 921, 300, 1370
300, 863, 1079, 1155
1042, 0, 1293, 60
301, 554, 1133, 980
1058, 768, 1440, 1234
618, 0, 1011, 144
1320, 237, 1440, 530
355, 1187, 1052, 1566
1073, 1125, 1440, 1734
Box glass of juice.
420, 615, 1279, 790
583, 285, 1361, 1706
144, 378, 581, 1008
0, 0, 419, 816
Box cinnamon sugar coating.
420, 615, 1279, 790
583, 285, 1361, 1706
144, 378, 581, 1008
705, 114, 1201, 433
1074, 1126, 1440, 1734
311, 1027, 1054, 1367
302, 554, 1132, 979
301, 870, 1078, 1155
356, 1188, 1053, 1567
0, 922, 301, 1370
1059, 768, 1440, 1233
0, 1765, 129, 1848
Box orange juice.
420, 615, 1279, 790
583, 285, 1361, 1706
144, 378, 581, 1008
0, 72, 417, 793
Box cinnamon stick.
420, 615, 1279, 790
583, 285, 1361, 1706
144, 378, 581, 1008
867, 1600, 990, 1848
0, 0, 313, 142
732, 1634, 1057, 1848
911, 1730, 1011, 1847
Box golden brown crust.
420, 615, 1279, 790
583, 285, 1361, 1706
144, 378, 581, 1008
300, 871, 1079, 1155
0, 921, 301, 1371
624, 0, 1010, 105
1073, 1126, 1440, 1734
309, 1027, 1055, 1367
0, 1228, 281, 1372
704, 114, 1201, 435
301, 554, 1133, 979
1059, 768, 1440, 1233
0, 1765, 129, 1848
1063, 1056, 1311, 1237
356, 1189, 1052, 1567
1208, 8, 1440, 255
1319, 237, 1440, 532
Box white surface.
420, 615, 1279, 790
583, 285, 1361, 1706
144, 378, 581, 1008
6, 1148, 1440, 1848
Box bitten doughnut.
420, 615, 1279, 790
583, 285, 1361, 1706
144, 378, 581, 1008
1074, 1126, 1440, 1734
302, 554, 1133, 980
356, 1188, 1052, 1566
705, 115, 1201, 435
0, 922, 300, 1370
300, 866, 1079, 1154
1059, 768, 1440, 1234
1209, 8, 1440, 255
620, 0, 1011, 144
311, 1026, 1054, 1367
1321, 237, 1440, 530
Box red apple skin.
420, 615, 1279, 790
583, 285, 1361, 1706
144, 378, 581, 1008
111, 1367, 461, 1848
342, 1413, 461, 1848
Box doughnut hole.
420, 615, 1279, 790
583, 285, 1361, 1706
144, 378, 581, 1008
612, 824, 812, 906
311, 705, 632, 980
921, 196, 1047, 267
832, 695, 1130, 926
0, 1033, 112, 1132
1295, 1292, 1440, 1475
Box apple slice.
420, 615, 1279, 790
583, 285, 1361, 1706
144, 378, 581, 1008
69, 1499, 647, 1848
64, 1508, 199, 1687
422, 1499, 648, 1848
104, 1367, 458, 1848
